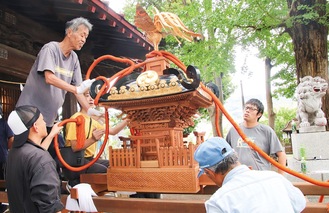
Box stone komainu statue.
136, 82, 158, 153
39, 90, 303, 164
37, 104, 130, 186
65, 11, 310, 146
296, 76, 328, 127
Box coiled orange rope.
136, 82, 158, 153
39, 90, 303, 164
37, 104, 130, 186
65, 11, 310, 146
54, 112, 110, 172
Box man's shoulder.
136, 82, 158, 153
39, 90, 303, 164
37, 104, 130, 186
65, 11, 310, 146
42, 41, 59, 50
13, 143, 51, 162
227, 124, 243, 135
256, 123, 275, 132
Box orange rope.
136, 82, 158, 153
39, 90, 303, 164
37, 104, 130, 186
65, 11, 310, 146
85, 54, 147, 105
56, 50, 329, 188
152, 50, 329, 188
75, 115, 85, 150
200, 83, 329, 187
54, 111, 110, 172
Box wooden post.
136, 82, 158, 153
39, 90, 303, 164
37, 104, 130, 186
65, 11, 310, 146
136, 139, 141, 168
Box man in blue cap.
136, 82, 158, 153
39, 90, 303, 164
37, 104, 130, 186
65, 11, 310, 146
194, 137, 306, 213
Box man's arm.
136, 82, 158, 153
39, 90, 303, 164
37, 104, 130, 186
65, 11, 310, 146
44, 71, 98, 115
108, 120, 128, 135
276, 151, 287, 175
70, 128, 105, 152
44, 71, 77, 94
41, 123, 63, 150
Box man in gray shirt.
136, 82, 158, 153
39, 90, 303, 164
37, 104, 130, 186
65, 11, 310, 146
226, 98, 286, 174
16, 17, 102, 170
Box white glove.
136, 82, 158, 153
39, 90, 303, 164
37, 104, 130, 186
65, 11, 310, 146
87, 107, 104, 117
76, 79, 96, 94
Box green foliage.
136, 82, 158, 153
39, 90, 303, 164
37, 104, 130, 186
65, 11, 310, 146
121, 0, 328, 135
123, 0, 237, 101
122, 0, 329, 102
260, 107, 297, 142
182, 108, 209, 135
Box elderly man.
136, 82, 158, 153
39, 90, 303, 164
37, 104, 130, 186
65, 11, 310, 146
194, 137, 306, 213
16, 17, 102, 172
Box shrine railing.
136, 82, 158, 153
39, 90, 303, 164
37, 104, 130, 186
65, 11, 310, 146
109, 146, 137, 168
109, 142, 197, 168
158, 143, 196, 168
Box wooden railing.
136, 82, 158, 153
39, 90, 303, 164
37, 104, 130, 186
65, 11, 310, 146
158, 143, 196, 168
109, 146, 137, 168
109, 141, 197, 168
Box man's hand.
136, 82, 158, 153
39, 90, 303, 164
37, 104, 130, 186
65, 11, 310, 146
92, 128, 105, 141
87, 107, 104, 117
50, 123, 63, 136
76, 79, 95, 94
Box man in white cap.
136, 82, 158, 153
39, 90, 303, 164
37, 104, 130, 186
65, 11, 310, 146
194, 137, 306, 213
6, 105, 64, 213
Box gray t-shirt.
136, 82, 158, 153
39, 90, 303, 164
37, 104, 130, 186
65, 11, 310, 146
226, 123, 283, 171
16, 41, 82, 126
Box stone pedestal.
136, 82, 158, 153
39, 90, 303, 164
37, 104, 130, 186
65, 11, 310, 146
287, 157, 329, 175
291, 131, 329, 160
299, 125, 326, 133
287, 131, 329, 182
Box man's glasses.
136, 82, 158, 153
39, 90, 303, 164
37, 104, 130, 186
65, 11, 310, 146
244, 106, 258, 111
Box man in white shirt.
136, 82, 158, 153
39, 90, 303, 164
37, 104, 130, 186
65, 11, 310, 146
194, 137, 306, 213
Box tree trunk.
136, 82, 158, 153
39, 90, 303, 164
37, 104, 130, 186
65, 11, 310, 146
265, 57, 275, 129
214, 75, 224, 136
287, 0, 329, 124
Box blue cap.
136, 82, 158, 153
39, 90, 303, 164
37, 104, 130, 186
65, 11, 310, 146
194, 137, 233, 178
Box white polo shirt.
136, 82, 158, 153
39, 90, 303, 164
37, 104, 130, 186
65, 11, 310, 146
205, 165, 306, 213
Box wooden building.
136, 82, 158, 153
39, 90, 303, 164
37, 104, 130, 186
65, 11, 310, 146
0, 0, 153, 119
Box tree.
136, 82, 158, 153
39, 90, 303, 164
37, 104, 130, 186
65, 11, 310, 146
123, 0, 329, 131
286, 0, 328, 122
211, 0, 329, 128
265, 57, 276, 129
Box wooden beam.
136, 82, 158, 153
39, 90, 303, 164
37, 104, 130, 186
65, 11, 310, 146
0, 192, 7, 203
92, 197, 206, 213
302, 203, 329, 213
80, 173, 107, 193
0, 191, 328, 213
13, 9, 61, 44
99, 13, 106, 20
74, 0, 83, 4
3, 178, 329, 213
0, 180, 5, 189
293, 182, 329, 195
127, 33, 133, 39
88, 5, 96, 13
109, 19, 116, 27
119, 27, 126, 34
0, 43, 35, 80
